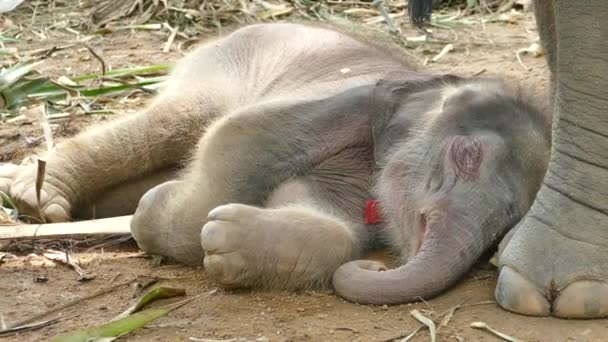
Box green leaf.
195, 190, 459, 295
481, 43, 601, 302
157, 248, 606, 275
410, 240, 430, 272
0, 191, 18, 220
0, 61, 43, 92
70, 64, 171, 83
50, 307, 173, 342
111, 287, 186, 321
2, 77, 49, 110
51, 287, 188, 342
26, 77, 168, 99
0, 62, 170, 114
0, 191, 16, 210
0, 35, 20, 43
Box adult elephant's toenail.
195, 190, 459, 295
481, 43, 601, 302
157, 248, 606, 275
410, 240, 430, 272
495, 266, 551, 316
553, 281, 608, 318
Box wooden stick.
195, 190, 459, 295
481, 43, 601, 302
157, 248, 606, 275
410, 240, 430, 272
0, 215, 132, 240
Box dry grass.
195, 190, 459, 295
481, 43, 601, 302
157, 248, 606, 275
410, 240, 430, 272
0, 0, 526, 113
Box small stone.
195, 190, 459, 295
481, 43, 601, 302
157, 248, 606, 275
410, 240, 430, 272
297, 307, 305, 312
33, 275, 48, 283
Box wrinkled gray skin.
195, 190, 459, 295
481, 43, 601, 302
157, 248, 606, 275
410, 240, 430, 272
410, 0, 608, 318
0, 23, 550, 303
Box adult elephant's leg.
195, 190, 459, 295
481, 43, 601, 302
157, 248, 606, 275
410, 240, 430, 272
532, 0, 557, 102
495, 0, 608, 318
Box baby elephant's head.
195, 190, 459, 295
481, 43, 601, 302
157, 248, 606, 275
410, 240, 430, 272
334, 74, 551, 305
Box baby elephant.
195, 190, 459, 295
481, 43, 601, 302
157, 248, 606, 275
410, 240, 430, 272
0, 23, 550, 304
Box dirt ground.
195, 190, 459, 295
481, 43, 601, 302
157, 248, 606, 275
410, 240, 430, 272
2, 1, 608, 341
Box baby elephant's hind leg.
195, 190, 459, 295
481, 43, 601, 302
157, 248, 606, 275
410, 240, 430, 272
73, 168, 177, 219
130, 179, 190, 262
201, 180, 362, 290
132, 97, 367, 267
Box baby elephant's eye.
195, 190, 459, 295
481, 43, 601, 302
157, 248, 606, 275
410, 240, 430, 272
448, 135, 483, 181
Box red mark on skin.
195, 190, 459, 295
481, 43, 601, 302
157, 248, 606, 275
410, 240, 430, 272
449, 136, 483, 181
365, 199, 383, 224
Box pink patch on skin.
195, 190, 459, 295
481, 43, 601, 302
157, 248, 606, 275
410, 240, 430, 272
415, 213, 428, 254
449, 135, 483, 181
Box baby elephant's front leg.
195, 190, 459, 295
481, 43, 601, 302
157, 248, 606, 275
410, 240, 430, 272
201, 204, 360, 290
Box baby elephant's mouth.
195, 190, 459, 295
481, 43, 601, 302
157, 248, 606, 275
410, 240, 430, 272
415, 213, 428, 254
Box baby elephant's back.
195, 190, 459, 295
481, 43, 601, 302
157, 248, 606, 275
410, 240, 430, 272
161, 23, 411, 111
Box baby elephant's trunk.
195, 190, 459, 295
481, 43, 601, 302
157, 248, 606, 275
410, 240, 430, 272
332, 213, 485, 305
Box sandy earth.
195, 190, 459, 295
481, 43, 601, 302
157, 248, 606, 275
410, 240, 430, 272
1, 2, 608, 342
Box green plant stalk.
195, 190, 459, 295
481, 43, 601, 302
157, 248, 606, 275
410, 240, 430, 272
51, 288, 192, 342
70, 64, 172, 82
2, 76, 168, 111
50, 307, 174, 342
0, 61, 43, 92
111, 287, 186, 321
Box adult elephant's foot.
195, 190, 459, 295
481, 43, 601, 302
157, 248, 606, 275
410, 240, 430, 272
495, 183, 608, 318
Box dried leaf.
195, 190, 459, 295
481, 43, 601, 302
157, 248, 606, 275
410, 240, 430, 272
43, 249, 96, 281
56, 76, 78, 87
397, 326, 423, 342
470, 321, 521, 342
0, 318, 60, 336
406, 35, 427, 42
254, 0, 293, 19
489, 252, 499, 267
432, 43, 454, 63
8, 279, 135, 329
0, 215, 132, 239
34, 158, 47, 219
410, 309, 436, 342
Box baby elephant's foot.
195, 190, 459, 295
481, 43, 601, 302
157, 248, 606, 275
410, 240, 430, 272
201, 203, 359, 290
3, 162, 73, 222
131, 180, 205, 265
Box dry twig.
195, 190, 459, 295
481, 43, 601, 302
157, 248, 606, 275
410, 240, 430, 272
83, 43, 106, 77
410, 309, 436, 342
5, 278, 135, 329
43, 249, 96, 281
0, 215, 132, 239
471, 321, 522, 342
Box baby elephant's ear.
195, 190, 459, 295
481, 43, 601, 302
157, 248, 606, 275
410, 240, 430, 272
370, 73, 463, 162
